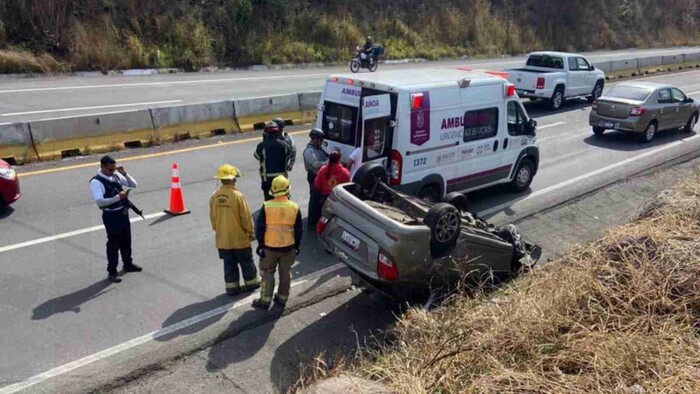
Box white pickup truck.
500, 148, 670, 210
506, 51, 606, 110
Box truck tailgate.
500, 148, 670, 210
507, 70, 542, 91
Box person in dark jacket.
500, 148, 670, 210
252, 176, 303, 309
303, 128, 329, 229
254, 122, 292, 201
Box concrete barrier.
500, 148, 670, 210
610, 58, 638, 73
637, 56, 663, 70
662, 54, 684, 66
684, 52, 700, 63
233, 94, 301, 131
28, 110, 155, 160
150, 101, 236, 141
593, 61, 613, 73
298, 92, 322, 124
0, 122, 35, 164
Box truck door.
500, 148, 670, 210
360, 93, 394, 169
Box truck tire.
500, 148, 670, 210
588, 81, 604, 103
424, 203, 460, 257
442, 192, 468, 213
549, 88, 564, 110
510, 158, 535, 193
352, 162, 388, 200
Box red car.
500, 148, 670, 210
0, 158, 20, 212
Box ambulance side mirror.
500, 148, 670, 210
525, 119, 537, 136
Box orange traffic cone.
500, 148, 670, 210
164, 163, 190, 216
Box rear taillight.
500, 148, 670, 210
377, 252, 398, 281
630, 106, 646, 116
316, 216, 329, 235
390, 149, 402, 186
536, 77, 545, 90
592, 100, 597, 110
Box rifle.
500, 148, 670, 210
123, 188, 145, 220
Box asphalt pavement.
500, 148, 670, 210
0, 47, 698, 123
0, 68, 699, 392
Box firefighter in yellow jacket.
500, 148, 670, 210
252, 176, 303, 309
210, 164, 261, 295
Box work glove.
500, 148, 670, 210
256, 246, 265, 258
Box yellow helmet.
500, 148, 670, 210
269, 175, 290, 197
214, 164, 240, 180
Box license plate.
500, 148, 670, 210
600, 121, 615, 128
341, 231, 361, 251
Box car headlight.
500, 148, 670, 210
0, 168, 16, 180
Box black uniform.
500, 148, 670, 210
91, 176, 132, 275
254, 135, 292, 201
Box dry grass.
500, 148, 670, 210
0, 48, 66, 74
304, 177, 700, 393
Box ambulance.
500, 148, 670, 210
316, 68, 540, 202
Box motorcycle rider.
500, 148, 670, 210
362, 36, 374, 59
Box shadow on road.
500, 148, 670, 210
148, 214, 177, 227
268, 292, 401, 392
31, 279, 113, 320
583, 128, 694, 151
524, 97, 591, 118
205, 308, 283, 372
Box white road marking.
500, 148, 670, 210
0, 74, 329, 94
687, 90, 700, 96
0, 101, 183, 117
536, 121, 566, 130
0, 262, 345, 394
539, 147, 595, 166
0, 212, 166, 254
478, 134, 700, 217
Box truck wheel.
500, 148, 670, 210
352, 162, 388, 200
510, 158, 534, 193
442, 192, 468, 213
682, 113, 698, 133
418, 186, 440, 204
549, 89, 564, 110
592, 126, 606, 136
424, 203, 460, 257
640, 121, 657, 143
588, 81, 604, 103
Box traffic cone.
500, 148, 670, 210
164, 163, 190, 216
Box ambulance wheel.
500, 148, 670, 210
424, 203, 461, 257
353, 162, 388, 200
510, 158, 534, 193
442, 192, 468, 212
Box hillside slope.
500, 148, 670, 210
0, 0, 698, 73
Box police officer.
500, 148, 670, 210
252, 176, 303, 309
303, 128, 329, 229
273, 117, 297, 172
254, 122, 292, 201
210, 164, 261, 295
89, 155, 142, 283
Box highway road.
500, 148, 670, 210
0, 47, 698, 123
0, 68, 699, 391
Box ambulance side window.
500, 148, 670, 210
463, 108, 498, 142
507, 101, 526, 136
363, 118, 388, 160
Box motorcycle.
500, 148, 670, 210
350, 46, 382, 73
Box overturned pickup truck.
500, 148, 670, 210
317, 163, 542, 300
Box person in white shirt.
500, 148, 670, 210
89, 155, 141, 283
347, 146, 363, 181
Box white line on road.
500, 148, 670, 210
0, 101, 183, 117
0, 212, 165, 254
478, 134, 700, 217
536, 121, 566, 130
0, 262, 345, 394
688, 90, 700, 96
0, 74, 329, 94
